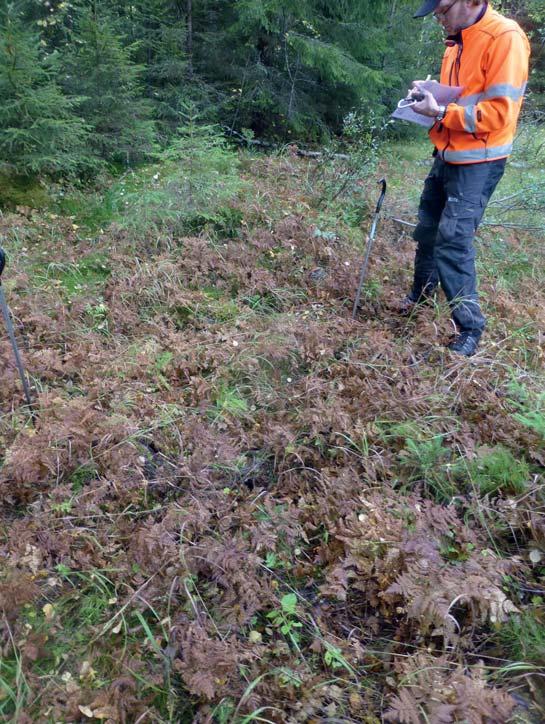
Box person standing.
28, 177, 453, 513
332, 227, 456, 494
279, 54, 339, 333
401, 0, 530, 356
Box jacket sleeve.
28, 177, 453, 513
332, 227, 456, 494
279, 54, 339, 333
442, 30, 529, 134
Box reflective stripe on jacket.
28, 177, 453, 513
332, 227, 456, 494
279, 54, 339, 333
430, 4, 530, 165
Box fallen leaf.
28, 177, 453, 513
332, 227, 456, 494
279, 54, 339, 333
92, 706, 117, 720
349, 692, 363, 711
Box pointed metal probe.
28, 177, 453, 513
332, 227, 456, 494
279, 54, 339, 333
0, 247, 33, 409
352, 178, 387, 319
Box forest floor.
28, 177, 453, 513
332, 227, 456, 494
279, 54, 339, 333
0, 129, 544, 723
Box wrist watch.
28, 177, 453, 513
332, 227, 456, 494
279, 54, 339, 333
435, 105, 447, 122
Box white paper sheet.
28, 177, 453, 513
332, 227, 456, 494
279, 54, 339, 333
391, 81, 464, 128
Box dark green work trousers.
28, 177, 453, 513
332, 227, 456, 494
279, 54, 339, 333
411, 157, 506, 337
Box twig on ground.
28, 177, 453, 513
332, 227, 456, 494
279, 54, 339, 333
391, 215, 544, 232
391, 217, 417, 228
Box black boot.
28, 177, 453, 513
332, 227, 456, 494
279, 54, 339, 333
447, 332, 480, 357
395, 295, 418, 316
394, 292, 435, 317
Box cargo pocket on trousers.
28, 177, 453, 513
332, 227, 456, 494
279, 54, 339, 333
438, 196, 483, 244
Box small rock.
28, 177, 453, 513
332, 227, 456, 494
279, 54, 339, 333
309, 268, 328, 283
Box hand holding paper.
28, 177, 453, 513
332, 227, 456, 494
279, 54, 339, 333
392, 79, 464, 128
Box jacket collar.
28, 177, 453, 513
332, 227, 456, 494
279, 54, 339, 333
460, 2, 491, 39
446, 2, 490, 45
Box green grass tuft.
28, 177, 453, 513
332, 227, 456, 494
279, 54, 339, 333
465, 446, 530, 497
496, 610, 545, 667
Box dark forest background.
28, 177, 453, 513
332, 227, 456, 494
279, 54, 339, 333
0, 0, 544, 179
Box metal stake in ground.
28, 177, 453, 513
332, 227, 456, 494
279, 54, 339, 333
0, 247, 33, 408
352, 178, 387, 319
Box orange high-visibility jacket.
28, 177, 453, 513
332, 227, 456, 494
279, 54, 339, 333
430, 4, 530, 164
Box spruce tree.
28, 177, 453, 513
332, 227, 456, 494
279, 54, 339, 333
190, 0, 400, 139
123, 103, 242, 234
124, 0, 190, 142
61, 0, 156, 166
0, 4, 92, 177
524, 0, 545, 115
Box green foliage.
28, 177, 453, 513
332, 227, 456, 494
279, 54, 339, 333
0, 172, 51, 208
84, 299, 110, 333
306, 109, 384, 227
121, 104, 243, 235
496, 610, 545, 667
196, 0, 423, 139
514, 408, 545, 438
480, 238, 536, 289
463, 447, 530, 497
398, 434, 457, 502
129, 2, 189, 141
61, 1, 156, 166
267, 593, 303, 646
502, 0, 545, 116
399, 433, 530, 500
213, 384, 249, 420
0, 568, 118, 717
0, 0, 543, 181
0, 642, 29, 719
49, 255, 111, 297
0, 5, 93, 177
53, 185, 120, 232
69, 462, 98, 493
323, 640, 356, 674
402, 435, 448, 478
508, 381, 545, 439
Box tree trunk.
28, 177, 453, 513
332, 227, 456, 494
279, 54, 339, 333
187, 0, 193, 79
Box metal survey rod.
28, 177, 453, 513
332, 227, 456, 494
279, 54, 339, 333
0, 247, 33, 408
352, 179, 387, 319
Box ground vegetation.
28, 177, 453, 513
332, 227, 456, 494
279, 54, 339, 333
0, 120, 544, 721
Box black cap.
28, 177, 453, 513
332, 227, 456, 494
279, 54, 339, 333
413, 0, 440, 17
